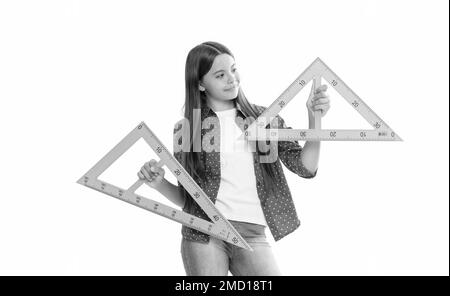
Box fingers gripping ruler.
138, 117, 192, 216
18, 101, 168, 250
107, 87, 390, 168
242, 58, 402, 141
77, 122, 253, 251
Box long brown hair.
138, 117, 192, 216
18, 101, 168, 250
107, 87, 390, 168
179, 41, 277, 205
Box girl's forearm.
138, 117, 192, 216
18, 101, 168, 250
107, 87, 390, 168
154, 179, 186, 208
300, 111, 321, 173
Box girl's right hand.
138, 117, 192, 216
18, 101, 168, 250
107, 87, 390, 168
137, 159, 165, 189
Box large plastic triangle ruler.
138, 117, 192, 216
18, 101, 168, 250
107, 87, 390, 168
77, 122, 253, 251
242, 58, 402, 141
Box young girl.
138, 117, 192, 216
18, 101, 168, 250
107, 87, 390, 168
138, 41, 330, 276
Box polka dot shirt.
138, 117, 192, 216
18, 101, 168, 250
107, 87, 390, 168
173, 102, 317, 243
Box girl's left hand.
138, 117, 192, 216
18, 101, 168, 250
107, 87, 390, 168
306, 82, 330, 117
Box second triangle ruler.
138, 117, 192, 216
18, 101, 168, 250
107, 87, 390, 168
242, 58, 402, 141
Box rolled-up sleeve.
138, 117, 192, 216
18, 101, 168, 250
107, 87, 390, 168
275, 115, 317, 179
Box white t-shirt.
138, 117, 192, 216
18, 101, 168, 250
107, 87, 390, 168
213, 107, 268, 227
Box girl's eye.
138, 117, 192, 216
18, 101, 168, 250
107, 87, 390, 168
216, 69, 237, 79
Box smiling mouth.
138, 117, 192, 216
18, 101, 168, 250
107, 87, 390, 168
225, 85, 238, 91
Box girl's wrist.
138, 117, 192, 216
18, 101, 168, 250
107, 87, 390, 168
308, 110, 315, 127
153, 178, 167, 191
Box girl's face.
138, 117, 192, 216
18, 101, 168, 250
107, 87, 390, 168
199, 54, 240, 104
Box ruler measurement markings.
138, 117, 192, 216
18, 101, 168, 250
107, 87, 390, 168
321, 62, 390, 130
254, 63, 317, 130
83, 178, 234, 241
246, 129, 394, 141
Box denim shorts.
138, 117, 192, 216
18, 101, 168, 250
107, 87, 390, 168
181, 220, 281, 276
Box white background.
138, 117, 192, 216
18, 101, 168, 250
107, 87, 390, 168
0, 0, 448, 276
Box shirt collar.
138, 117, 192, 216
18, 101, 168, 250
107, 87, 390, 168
201, 99, 245, 119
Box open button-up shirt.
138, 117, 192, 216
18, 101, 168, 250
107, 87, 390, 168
173, 101, 317, 243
